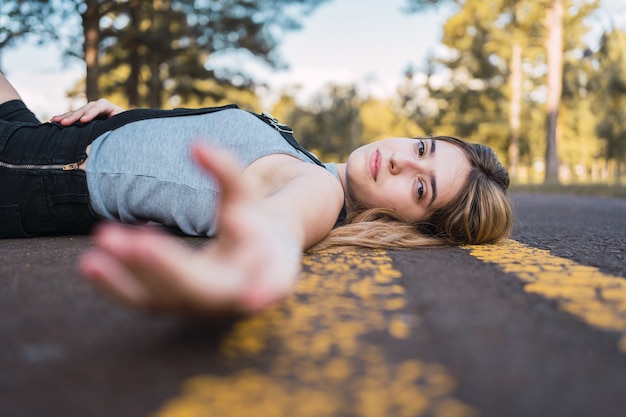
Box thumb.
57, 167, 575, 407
192, 143, 248, 206
192, 143, 258, 243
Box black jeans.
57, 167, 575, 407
0, 100, 99, 237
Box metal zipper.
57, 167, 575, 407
0, 158, 85, 171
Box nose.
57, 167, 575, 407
389, 152, 423, 175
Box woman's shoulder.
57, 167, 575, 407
244, 154, 342, 197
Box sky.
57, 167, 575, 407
224, 0, 451, 103
2, 0, 624, 119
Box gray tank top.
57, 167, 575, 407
85, 108, 339, 236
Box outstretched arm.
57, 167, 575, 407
51, 99, 126, 126
79, 145, 344, 316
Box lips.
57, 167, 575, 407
370, 149, 380, 181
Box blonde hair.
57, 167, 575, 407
313, 136, 513, 251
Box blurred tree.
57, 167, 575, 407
272, 84, 423, 162
1, 0, 329, 108
82, 0, 107, 103
403, 0, 601, 184
542, 0, 563, 184
403, 0, 458, 13
276, 84, 362, 161
403, 0, 510, 158
359, 97, 425, 142
96, 0, 331, 108
556, 0, 600, 183
506, 2, 524, 180
502, 0, 545, 180
0, 0, 73, 70
402, 0, 546, 180
591, 29, 626, 182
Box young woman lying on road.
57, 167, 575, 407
0, 73, 513, 316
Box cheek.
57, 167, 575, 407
376, 182, 409, 207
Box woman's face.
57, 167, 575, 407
345, 137, 471, 222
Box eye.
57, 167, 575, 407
416, 140, 426, 157
416, 179, 425, 199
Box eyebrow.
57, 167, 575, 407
427, 138, 437, 207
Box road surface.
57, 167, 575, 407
0, 192, 625, 417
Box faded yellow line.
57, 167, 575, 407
153, 250, 476, 417
465, 239, 626, 352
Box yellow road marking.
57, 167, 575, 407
153, 250, 476, 417
465, 239, 626, 352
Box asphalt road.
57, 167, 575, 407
0, 192, 625, 417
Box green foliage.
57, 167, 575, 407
360, 98, 425, 141
270, 85, 425, 162
272, 84, 362, 162
400, 0, 511, 160
3, 0, 623, 183
591, 29, 626, 168
399, 0, 616, 183
94, 0, 330, 108
2, 0, 329, 108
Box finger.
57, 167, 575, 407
240, 261, 297, 313
51, 101, 104, 125
111, 227, 246, 300
81, 224, 185, 311
50, 110, 78, 123
89, 223, 188, 293
78, 248, 155, 310
78, 105, 107, 123
191, 143, 264, 248
108, 105, 125, 116
51, 109, 89, 126
89, 223, 220, 303
191, 144, 247, 206
87, 223, 247, 314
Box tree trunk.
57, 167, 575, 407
544, 0, 563, 184
82, 0, 101, 101
148, 60, 162, 108
508, 41, 522, 181
146, 5, 162, 109
126, 0, 141, 108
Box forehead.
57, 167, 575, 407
435, 138, 468, 163
430, 139, 471, 210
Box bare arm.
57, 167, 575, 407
254, 161, 344, 249
79, 144, 344, 316
0, 74, 124, 122
0, 73, 23, 104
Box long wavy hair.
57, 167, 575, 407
313, 135, 513, 250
